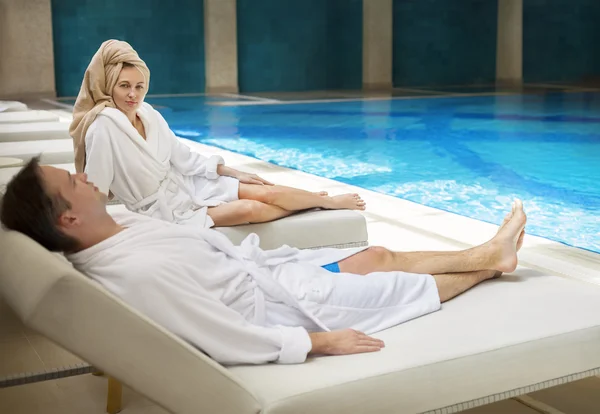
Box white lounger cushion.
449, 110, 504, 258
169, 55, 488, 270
217, 208, 368, 249
229, 270, 600, 414
0, 101, 28, 112
0, 139, 73, 164
0, 110, 60, 124
1, 225, 600, 414
0, 122, 71, 142
0, 157, 24, 169
106, 203, 368, 250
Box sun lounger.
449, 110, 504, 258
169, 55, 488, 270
1, 224, 599, 414
0, 163, 75, 183
0, 101, 28, 112
0, 139, 74, 164
0, 122, 71, 142
0, 110, 60, 124
0, 157, 24, 169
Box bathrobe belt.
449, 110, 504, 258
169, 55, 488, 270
128, 171, 195, 221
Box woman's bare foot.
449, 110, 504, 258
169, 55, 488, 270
313, 191, 329, 196
324, 193, 366, 211
486, 199, 527, 273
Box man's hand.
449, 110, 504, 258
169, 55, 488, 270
308, 329, 385, 356
217, 165, 274, 186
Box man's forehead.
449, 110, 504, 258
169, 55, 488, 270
39, 165, 69, 189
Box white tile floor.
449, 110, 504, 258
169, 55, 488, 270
1, 132, 600, 413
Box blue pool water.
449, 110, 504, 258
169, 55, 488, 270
147, 92, 600, 254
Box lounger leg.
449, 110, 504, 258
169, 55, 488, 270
513, 395, 566, 414
106, 377, 123, 414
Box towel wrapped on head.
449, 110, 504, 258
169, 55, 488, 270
69, 39, 151, 173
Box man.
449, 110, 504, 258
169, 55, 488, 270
0, 158, 526, 365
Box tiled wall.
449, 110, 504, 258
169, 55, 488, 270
31, 0, 600, 97
523, 0, 600, 84
51, 0, 205, 97
236, 0, 362, 93
392, 0, 498, 87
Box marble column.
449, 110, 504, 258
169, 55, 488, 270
496, 0, 523, 86
363, 0, 393, 91
0, 0, 56, 98
204, 0, 239, 94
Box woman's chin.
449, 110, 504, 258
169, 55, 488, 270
116, 104, 136, 114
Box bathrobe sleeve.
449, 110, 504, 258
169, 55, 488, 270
154, 110, 225, 179
84, 123, 115, 196
126, 262, 313, 365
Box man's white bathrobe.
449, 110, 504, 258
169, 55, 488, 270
67, 212, 441, 366
84, 103, 237, 228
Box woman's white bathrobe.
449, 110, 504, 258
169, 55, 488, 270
67, 212, 441, 366
84, 103, 238, 228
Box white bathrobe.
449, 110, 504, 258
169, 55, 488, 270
67, 212, 441, 366
84, 103, 238, 228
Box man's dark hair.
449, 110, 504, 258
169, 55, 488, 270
0, 157, 79, 252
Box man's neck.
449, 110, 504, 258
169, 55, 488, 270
73, 216, 125, 252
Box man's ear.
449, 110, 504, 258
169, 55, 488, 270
57, 210, 79, 230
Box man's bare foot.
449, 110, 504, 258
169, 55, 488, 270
497, 208, 525, 252
325, 194, 366, 211
487, 199, 527, 273
516, 229, 525, 252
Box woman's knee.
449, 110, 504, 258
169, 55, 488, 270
245, 184, 283, 205
237, 199, 269, 222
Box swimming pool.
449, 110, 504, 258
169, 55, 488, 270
146, 92, 600, 254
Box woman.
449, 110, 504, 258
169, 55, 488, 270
70, 40, 365, 228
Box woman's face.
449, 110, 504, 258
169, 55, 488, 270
112, 65, 147, 115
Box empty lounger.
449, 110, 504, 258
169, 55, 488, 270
1, 224, 600, 414
0, 101, 28, 112
0, 163, 75, 185
0, 110, 60, 124
0, 122, 71, 142
0, 139, 74, 164
0, 157, 24, 169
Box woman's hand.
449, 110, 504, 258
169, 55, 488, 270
308, 329, 385, 356
217, 165, 274, 185
234, 171, 274, 186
